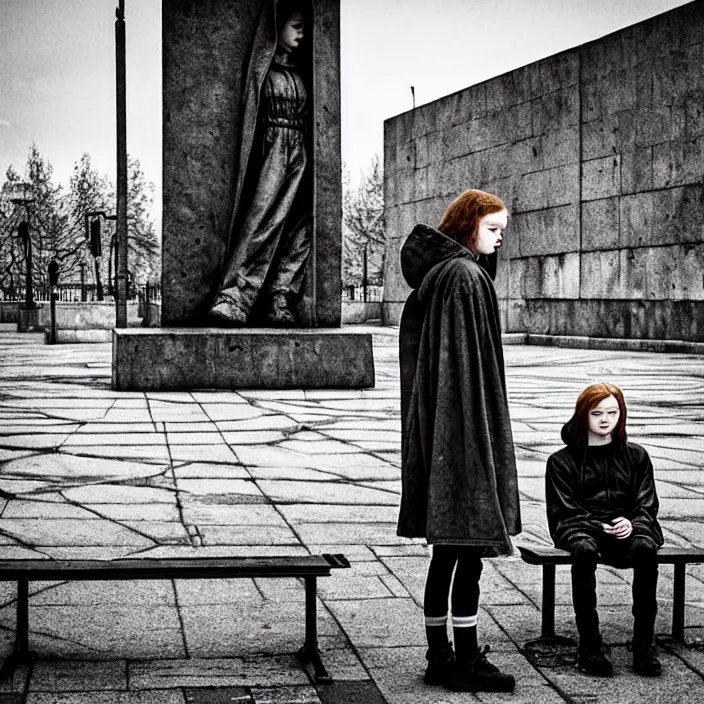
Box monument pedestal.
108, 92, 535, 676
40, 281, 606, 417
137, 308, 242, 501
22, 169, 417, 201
112, 328, 375, 391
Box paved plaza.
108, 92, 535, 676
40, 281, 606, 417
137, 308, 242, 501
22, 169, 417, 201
0, 322, 703, 702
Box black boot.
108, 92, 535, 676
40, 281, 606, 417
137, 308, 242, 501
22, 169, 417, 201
577, 640, 613, 677
424, 644, 455, 685
632, 641, 661, 677
443, 645, 515, 692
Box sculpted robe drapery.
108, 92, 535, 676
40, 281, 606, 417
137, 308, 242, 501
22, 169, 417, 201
212, 0, 313, 322
397, 224, 521, 554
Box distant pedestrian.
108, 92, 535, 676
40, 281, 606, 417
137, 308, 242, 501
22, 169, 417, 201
397, 189, 521, 693
546, 382, 663, 678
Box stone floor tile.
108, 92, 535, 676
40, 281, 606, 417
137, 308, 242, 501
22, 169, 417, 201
60, 446, 172, 462
65, 484, 174, 504
246, 468, 336, 482
254, 481, 399, 506
174, 578, 261, 605
19, 605, 186, 659
75, 423, 157, 433
1, 501, 97, 520
134, 545, 309, 559
128, 656, 310, 689
167, 433, 227, 446
177, 480, 264, 499
200, 405, 270, 422
215, 415, 299, 432
198, 526, 299, 547
30, 580, 176, 606
64, 434, 166, 447
191, 392, 249, 403
86, 503, 181, 522
27, 691, 186, 704
326, 597, 424, 648
168, 446, 239, 464
278, 505, 397, 525
179, 602, 344, 658
181, 504, 288, 526
99, 410, 155, 423
28, 659, 127, 692
0, 518, 155, 548
173, 463, 250, 479
294, 523, 409, 547
250, 685, 320, 704
221, 432, 287, 445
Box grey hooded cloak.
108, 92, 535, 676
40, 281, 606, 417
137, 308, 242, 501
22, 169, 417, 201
397, 224, 521, 553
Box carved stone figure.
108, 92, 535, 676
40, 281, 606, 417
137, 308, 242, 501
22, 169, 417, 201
210, 0, 313, 326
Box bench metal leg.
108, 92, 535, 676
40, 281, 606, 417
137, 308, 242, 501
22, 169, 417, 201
297, 576, 332, 684
672, 563, 686, 642
0, 579, 34, 681
542, 564, 556, 638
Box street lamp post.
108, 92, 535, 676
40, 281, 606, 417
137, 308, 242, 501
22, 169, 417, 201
115, 0, 128, 328
8, 182, 36, 309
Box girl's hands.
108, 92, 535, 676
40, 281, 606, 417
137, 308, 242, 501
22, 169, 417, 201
602, 517, 632, 539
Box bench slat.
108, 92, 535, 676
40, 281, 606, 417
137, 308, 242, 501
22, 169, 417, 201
518, 545, 704, 566
0, 554, 350, 581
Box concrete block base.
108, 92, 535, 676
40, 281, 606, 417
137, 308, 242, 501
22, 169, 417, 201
112, 328, 375, 391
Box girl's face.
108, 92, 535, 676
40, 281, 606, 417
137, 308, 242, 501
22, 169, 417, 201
588, 395, 620, 438
469, 209, 508, 256
279, 11, 305, 52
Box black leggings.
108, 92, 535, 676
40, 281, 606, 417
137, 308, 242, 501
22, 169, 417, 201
424, 545, 484, 617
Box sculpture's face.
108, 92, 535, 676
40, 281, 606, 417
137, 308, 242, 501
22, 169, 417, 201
279, 10, 305, 53
470, 209, 508, 256
587, 395, 620, 439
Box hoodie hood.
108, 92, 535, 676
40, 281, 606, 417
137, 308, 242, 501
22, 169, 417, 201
400, 224, 498, 291
561, 414, 628, 447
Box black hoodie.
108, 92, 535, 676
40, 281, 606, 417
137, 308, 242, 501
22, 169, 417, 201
545, 417, 663, 550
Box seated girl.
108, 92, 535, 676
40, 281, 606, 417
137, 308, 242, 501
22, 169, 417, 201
545, 382, 663, 678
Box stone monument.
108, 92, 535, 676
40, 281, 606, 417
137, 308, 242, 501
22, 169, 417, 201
112, 0, 374, 391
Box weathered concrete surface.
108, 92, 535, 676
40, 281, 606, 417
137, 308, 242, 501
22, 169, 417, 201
3, 322, 704, 702
383, 1, 704, 342
162, 0, 342, 327
112, 328, 374, 390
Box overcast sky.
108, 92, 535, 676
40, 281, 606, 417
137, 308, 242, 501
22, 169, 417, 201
0, 0, 694, 214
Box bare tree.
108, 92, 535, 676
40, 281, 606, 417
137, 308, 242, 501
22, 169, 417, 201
342, 155, 385, 287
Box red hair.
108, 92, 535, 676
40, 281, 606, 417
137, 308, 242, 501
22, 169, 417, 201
438, 189, 506, 250
571, 382, 627, 445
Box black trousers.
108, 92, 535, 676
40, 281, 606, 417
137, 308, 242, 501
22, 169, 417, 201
570, 535, 658, 646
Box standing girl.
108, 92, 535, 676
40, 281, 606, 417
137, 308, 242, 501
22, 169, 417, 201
398, 189, 521, 692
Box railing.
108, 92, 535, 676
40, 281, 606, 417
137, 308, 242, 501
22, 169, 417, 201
0, 283, 162, 304
342, 284, 383, 302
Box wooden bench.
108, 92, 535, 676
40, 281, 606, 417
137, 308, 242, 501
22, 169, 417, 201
518, 545, 704, 643
0, 553, 350, 682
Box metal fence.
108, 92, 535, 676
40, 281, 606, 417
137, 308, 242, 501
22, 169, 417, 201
342, 285, 383, 302
1, 283, 162, 304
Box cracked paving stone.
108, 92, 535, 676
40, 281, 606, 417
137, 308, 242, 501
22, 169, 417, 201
254, 481, 399, 505
64, 484, 175, 504
128, 656, 310, 689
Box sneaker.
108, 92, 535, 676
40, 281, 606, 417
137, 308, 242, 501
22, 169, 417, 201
424, 644, 455, 686
577, 643, 613, 677
443, 645, 515, 692
633, 643, 661, 677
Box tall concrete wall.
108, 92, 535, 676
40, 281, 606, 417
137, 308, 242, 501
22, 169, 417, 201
383, 1, 704, 341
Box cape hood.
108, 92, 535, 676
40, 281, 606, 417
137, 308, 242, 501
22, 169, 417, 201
400, 224, 498, 291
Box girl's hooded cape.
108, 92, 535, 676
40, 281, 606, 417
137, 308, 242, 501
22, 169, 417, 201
545, 416, 664, 550
397, 224, 521, 553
